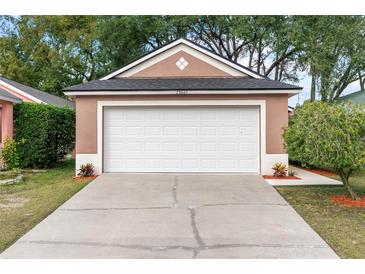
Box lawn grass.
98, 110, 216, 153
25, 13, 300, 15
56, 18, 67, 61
0, 160, 93, 253
276, 169, 365, 259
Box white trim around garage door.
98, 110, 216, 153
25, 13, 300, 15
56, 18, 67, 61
96, 100, 266, 174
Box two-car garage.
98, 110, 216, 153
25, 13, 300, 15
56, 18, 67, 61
103, 106, 260, 173
65, 38, 300, 175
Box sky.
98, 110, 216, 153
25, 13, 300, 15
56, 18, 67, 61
288, 74, 361, 107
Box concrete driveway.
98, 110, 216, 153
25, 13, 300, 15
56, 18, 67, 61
1, 174, 338, 259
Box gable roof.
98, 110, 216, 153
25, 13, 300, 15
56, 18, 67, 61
0, 88, 22, 103
339, 90, 365, 105
64, 77, 301, 95
100, 38, 265, 80
0, 76, 75, 108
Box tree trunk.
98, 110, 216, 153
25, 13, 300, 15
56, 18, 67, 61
339, 170, 359, 200
257, 39, 262, 74
360, 73, 365, 91
248, 48, 254, 69
278, 61, 284, 81
274, 55, 279, 81
310, 74, 316, 102
274, 64, 279, 81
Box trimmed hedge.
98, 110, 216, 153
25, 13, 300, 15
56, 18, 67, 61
13, 103, 75, 168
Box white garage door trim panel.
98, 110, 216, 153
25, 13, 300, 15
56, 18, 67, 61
97, 100, 266, 173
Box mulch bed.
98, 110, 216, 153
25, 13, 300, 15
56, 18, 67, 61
331, 195, 365, 207
73, 175, 98, 181
263, 175, 301, 180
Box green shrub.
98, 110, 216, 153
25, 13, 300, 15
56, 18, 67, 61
0, 137, 20, 170
13, 103, 75, 168
283, 101, 365, 200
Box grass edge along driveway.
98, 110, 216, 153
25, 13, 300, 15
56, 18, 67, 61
0, 160, 93, 253
276, 169, 365, 259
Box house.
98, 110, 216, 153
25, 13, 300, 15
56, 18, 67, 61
0, 76, 75, 143
64, 38, 302, 175
338, 90, 365, 105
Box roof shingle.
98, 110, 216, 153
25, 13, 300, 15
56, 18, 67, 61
0, 88, 22, 102
0, 76, 75, 108
64, 77, 302, 92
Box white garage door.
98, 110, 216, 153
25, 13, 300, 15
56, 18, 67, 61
103, 106, 260, 173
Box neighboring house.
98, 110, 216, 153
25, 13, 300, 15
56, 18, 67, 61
64, 38, 302, 175
0, 76, 75, 143
338, 90, 365, 105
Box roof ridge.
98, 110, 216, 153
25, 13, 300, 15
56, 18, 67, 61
110, 76, 253, 80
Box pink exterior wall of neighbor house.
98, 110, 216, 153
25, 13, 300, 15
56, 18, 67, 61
0, 100, 14, 142
124, 51, 233, 78
0, 82, 41, 144
0, 109, 2, 141
74, 94, 288, 155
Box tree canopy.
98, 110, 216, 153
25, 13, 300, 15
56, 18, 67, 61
283, 101, 365, 200
0, 15, 364, 99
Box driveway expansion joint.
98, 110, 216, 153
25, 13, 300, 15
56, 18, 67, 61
17, 240, 331, 259
22, 240, 194, 252
195, 202, 289, 208
59, 206, 171, 211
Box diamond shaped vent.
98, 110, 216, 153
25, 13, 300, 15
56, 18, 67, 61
176, 57, 189, 70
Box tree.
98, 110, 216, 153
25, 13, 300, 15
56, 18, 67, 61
283, 101, 365, 200
187, 15, 304, 82
0, 16, 191, 95
298, 16, 365, 101
96, 16, 191, 72
1, 15, 364, 99
0, 16, 104, 96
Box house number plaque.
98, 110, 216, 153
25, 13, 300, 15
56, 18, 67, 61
176, 90, 189, 95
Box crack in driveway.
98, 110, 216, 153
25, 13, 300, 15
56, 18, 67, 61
188, 207, 206, 258
172, 176, 179, 208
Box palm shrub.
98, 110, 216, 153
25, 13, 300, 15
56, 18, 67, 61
77, 163, 95, 177
272, 162, 288, 177
283, 101, 365, 200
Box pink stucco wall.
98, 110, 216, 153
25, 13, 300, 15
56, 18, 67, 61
74, 94, 288, 155
0, 100, 13, 142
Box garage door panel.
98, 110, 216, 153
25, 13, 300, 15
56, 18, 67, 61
103, 106, 259, 173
